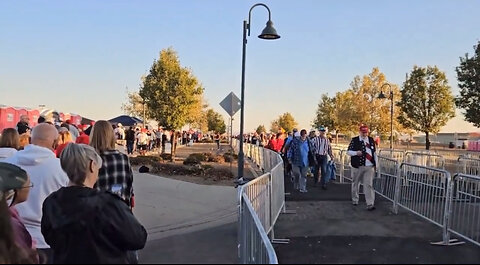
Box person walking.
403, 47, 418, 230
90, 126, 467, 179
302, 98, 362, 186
41, 144, 147, 264
125, 127, 136, 155
347, 125, 377, 211
3, 123, 69, 262
16, 115, 31, 135
311, 126, 334, 189
287, 129, 312, 193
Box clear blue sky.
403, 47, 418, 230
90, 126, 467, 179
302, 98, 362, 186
1, 0, 479, 133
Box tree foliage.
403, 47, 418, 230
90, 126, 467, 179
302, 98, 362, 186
121, 88, 150, 121
315, 68, 404, 138
206, 109, 226, 134
139, 47, 204, 155
456, 41, 480, 127
271, 112, 298, 133
256, 125, 267, 134
398, 65, 455, 150
312, 94, 336, 130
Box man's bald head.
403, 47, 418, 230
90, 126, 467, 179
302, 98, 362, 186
20, 115, 29, 123
31, 123, 58, 150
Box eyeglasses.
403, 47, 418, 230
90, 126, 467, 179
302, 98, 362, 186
20, 183, 34, 189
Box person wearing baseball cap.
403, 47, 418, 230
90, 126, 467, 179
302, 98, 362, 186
347, 124, 377, 211
0, 162, 37, 263
311, 126, 334, 189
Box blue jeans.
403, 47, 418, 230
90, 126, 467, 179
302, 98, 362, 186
293, 165, 308, 191
314, 155, 328, 186
127, 141, 134, 154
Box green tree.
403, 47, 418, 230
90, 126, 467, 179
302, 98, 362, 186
140, 48, 204, 157
271, 112, 298, 133
398, 66, 455, 150
456, 41, 480, 127
256, 125, 267, 134
312, 94, 336, 130
206, 109, 226, 133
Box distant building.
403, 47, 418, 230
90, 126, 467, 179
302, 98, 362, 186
413, 132, 480, 148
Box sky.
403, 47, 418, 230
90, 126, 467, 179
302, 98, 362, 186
1, 0, 479, 134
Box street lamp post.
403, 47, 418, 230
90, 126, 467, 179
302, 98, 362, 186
378, 83, 394, 149
237, 3, 280, 184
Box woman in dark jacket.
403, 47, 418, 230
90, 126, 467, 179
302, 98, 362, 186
41, 143, 147, 264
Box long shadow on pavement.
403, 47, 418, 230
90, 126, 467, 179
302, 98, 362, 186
275, 175, 480, 264
139, 222, 237, 264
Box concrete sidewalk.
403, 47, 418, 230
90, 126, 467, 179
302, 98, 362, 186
132, 172, 238, 263
274, 177, 480, 264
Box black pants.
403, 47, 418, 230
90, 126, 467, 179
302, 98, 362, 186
38, 248, 53, 264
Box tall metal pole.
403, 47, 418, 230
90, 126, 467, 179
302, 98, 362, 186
143, 100, 146, 129
238, 20, 247, 182
390, 92, 394, 149
230, 116, 233, 148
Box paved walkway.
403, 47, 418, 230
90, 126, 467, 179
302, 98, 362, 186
273, 177, 480, 264
132, 142, 245, 264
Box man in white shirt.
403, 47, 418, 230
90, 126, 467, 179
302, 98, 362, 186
347, 125, 377, 211
4, 123, 69, 261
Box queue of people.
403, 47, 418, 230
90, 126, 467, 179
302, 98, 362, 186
0, 116, 147, 264
242, 124, 377, 211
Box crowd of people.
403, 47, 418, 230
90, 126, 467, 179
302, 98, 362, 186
0, 116, 147, 264
241, 124, 378, 211
111, 123, 204, 156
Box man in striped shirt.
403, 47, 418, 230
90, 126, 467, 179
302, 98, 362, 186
311, 126, 334, 189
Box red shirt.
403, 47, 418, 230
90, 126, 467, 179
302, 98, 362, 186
274, 138, 285, 152
55, 142, 72, 158
76, 132, 90, 145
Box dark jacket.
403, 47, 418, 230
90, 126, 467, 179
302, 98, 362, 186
41, 186, 147, 264
348, 136, 377, 168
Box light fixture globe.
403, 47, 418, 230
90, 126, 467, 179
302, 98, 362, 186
378, 91, 387, 99
258, 20, 280, 40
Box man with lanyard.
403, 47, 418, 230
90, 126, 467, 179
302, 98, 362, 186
347, 125, 377, 211
311, 126, 334, 189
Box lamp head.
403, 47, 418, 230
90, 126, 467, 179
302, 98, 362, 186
378, 91, 387, 99
258, 20, 280, 40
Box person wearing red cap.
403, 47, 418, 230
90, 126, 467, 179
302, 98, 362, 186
347, 125, 377, 211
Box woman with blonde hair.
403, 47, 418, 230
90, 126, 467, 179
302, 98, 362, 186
90, 120, 135, 209
0, 128, 20, 161
55, 130, 73, 158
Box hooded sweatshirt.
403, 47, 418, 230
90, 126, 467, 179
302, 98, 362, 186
3, 144, 69, 249
42, 186, 147, 264
0, 147, 17, 161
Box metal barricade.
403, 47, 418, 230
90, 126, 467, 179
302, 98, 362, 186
269, 161, 286, 234
404, 151, 445, 169
239, 192, 278, 264
457, 156, 480, 176
378, 149, 405, 161
237, 143, 286, 264
241, 174, 272, 236
375, 156, 399, 204
397, 163, 452, 243
447, 174, 480, 247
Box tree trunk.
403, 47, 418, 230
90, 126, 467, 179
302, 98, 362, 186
425, 131, 430, 150
336, 131, 339, 144
170, 131, 176, 161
